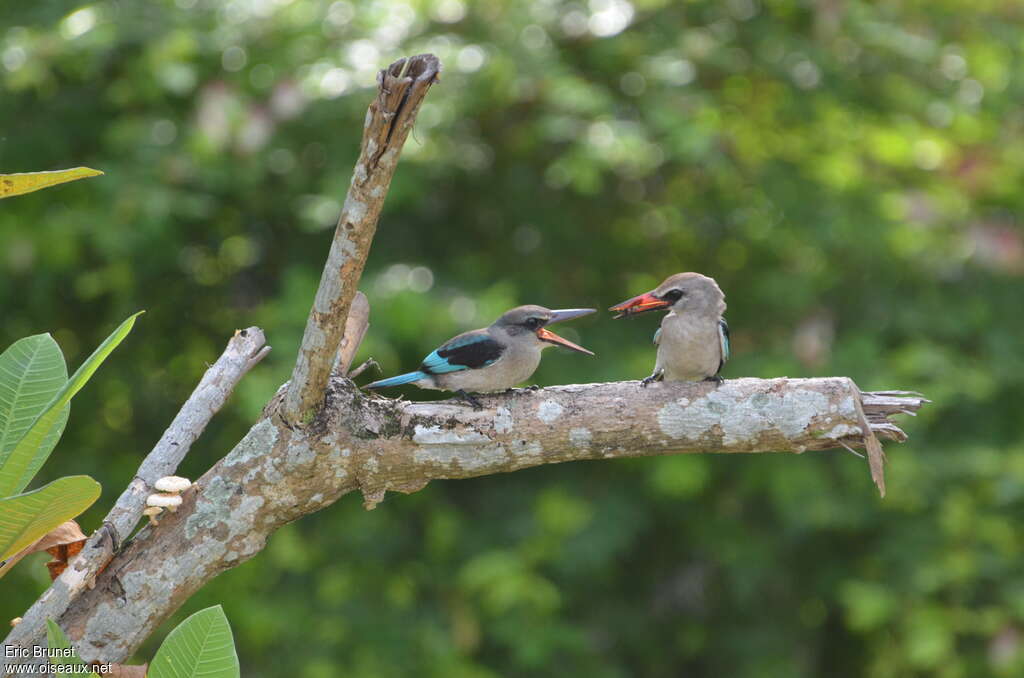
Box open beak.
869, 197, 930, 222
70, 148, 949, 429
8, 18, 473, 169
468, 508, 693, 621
608, 292, 670, 319
536, 308, 595, 355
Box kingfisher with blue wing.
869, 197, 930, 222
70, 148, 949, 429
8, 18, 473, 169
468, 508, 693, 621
365, 305, 595, 406
609, 272, 729, 386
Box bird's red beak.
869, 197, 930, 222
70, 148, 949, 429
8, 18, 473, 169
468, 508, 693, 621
536, 327, 594, 355
608, 292, 670, 319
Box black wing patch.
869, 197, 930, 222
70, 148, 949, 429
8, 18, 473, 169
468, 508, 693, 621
717, 317, 730, 375
421, 331, 505, 374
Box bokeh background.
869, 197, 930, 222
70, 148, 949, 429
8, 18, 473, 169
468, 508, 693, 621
3, 0, 1023, 676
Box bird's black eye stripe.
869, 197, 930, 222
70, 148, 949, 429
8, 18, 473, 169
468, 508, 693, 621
525, 317, 543, 329
662, 289, 685, 302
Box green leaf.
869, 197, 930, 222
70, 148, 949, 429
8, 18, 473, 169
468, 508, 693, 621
150, 605, 240, 678
0, 312, 142, 497
0, 167, 104, 199
0, 475, 100, 561
0, 334, 69, 483
46, 619, 86, 668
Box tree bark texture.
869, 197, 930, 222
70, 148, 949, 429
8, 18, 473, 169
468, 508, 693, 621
4, 377, 924, 668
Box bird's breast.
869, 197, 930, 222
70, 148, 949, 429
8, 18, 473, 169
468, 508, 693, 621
657, 314, 722, 380
435, 345, 542, 393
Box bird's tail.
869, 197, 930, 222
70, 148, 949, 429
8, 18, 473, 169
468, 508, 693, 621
364, 371, 427, 390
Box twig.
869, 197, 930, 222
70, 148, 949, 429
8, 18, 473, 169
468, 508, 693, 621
282, 54, 441, 423
347, 358, 378, 380
838, 440, 865, 459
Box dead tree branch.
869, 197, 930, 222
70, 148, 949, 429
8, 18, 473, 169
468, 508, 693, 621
282, 54, 441, 423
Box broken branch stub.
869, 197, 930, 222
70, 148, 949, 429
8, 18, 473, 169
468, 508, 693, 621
334, 291, 370, 376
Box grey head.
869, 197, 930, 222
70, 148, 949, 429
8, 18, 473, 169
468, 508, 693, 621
610, 272, 726, 318
490, 305, 595, 355
652, 273, 726, 316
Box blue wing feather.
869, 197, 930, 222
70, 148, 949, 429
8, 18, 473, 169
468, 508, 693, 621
420, 330, 504, 374
421, 349, 471, 374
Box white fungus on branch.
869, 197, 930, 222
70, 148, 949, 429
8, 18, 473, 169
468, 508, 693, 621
153, 476, 192, 494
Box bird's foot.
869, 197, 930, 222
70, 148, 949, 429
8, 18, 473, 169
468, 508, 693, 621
455, 389, 484, 410
641, 372, 664, 388
505, 385, 540, 394
703, 375, 724, 386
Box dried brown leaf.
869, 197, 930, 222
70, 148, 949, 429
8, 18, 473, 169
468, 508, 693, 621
1, 521, 88, 578
42, 522, 88, 580
28, 520, 86, 555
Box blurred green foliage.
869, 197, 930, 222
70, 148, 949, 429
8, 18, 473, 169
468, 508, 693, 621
3, 0, 1023, 676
